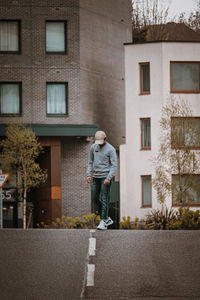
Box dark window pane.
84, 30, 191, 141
173, 175, 200, 204
141, 119, 151, 148
46, 22, 65, 52
47, 83, 67, 115
142, 176, 152, 206
171, 63, 200, 91
0, 21, 19, 51
172, 118, 200, 148
0, 83, 20, 114
141, 64, 150, 92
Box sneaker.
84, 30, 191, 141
97, 220, 107, 230
105, 217, 114, 227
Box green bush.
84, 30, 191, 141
167, 207, 200, 230
120, 207, 200, 230
119, 216, 144, 229
37, 213, 101, 229
37, 208, 200, 230
36, 221, 48, 229
145, 207, 177, 230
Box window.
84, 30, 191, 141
0, 83, 21, 115
141, 175, 152, 207
46, 83, 67, 115
172, 174, 200, 206
170, 62, 200, 93
0, 20, 20, 52
139, 62, 150, 94
171, 117, 200, 149
46, 21, 66, 53
140, 118, 151, 149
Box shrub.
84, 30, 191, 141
36, 221, 49, 229
119, 216, 142, 229
120, 207, 200, 230
144, 206, 177, 230
37, 213, 101, 229
167, 207, 200, 230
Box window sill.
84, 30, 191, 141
141, 205, 152, 208
0, 51, 20, 54
46, 114, 68, 117
139, 92, 151, 96
172, 203, 200, 207
141, 147, 151, 151
170, 90, 200, 94
0, 114, 21, 117
46, 52, 68, 55
171, 146, 200, 150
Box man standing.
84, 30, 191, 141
87, 131, 117, 230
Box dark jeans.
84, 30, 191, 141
91, 177, 112, 220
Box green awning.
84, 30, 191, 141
0, 124, 98, 137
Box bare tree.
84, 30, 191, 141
152, 97, 200, 206
132, 0, 172, 42
132, 0, 200, 43
177, 0, 200, 34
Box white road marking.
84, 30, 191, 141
89, 237, 96, 256
80, 230, 97, 298
86, 264, 95, 287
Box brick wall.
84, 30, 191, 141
61, 137, 92, 218
0, 0, 81, 124
0, 0, 132, 222
79, 0, 132, 148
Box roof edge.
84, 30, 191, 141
124, 40, 200, 46
0, 124, 99, 137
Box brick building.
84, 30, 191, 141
0, 0, 132, 227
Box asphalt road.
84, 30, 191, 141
0, 230, 89, 300
84, 231, 200, 300
0, 230, 200, 300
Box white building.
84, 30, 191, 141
120, 41, 200, 220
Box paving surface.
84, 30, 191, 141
0, 229, 90, 300
0, 230, 200, 300
84, 231, 200, 300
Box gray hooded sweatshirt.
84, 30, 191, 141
87, 142, 117, 180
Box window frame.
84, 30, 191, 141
140, 118, 151, 150
46, 82, 68, 116
141, 175, 152, 208
171, 117, 200, 150
0, 20, 21, 54
170, 61, 200, 93
172, 174, 200, 207
0, 82, 22, 116
139, 62, 150, 95
45, 20, 67, 54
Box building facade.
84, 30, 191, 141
0, 0, 132, 227
121, 41, 200, 220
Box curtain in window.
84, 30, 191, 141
172, 63, 199, 91
0, 84, 20, 114
173, 175, 200, 203
142, 176, 152, 205
188, 176, 200, 203
172, 118, 200, 147
142, 119, 151, 147
0, 21, 18, 51
46, 22, 65, 52
172, 118, 184, 146
184, 119, 200, 146
47, 84, 66, 114
141, 64, 150, 92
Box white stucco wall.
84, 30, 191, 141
121, 42, 200, 220
120, 144, 128, 218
